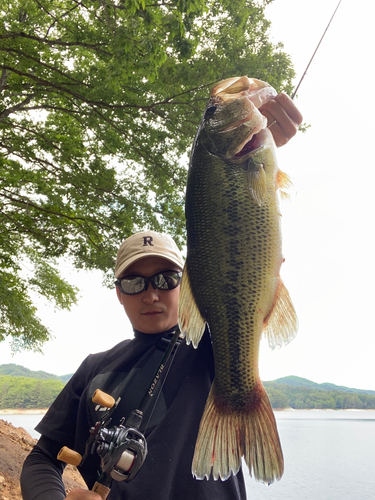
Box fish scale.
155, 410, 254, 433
178, 76, 298, 484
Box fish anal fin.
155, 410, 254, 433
263, 278, 298, 349
192, 381, 284, 484
247, 165, 267, 206
178, 266, 206, 348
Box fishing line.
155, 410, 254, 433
268, 0, 342, 128
291, 0, 342, 100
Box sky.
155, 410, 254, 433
2, 0, 375, 390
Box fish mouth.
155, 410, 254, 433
208, 76, 276, 159
233, 129, 266, 158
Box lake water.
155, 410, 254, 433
3, 410, 375, 499
244, 410, 375, 500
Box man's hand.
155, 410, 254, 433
65, 488, 101, 500
260, 93, 303, 147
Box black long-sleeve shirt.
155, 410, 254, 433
21, 327, 246, 499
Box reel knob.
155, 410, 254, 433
57, 446, 82, 466
92, 389, 116, 408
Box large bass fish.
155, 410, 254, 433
178, 76, 298, 484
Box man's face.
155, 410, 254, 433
116, 256, 181, 334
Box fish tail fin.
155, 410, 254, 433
241, 382, 284, 484
192, 381, 283, 484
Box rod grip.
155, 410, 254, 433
92, 482, 111, 499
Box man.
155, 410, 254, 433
20, 94, 302, 500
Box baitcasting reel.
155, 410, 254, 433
91, 408, 147, 482
58, 390, 147, 487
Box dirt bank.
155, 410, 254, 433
0, 419, 86, 499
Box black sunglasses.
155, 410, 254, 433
115, 271, 182, 296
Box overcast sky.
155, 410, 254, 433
2, 0, 374, 390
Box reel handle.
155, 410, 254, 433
57, 389, 115, 467
57, 390, 116, 498
57, 447, 111, 499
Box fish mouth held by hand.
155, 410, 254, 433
206, 76, 275, 159
234, 128, 266, 158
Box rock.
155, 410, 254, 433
0, 419, 86, 499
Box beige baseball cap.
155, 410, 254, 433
115, 231, 185, 278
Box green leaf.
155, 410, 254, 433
0, 0, 295, 351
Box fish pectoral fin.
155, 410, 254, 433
277, 170, 292, 201
279, 189, 291, 201
263, 278, 298, 349
277, 169, 292, 190
178, 267, 206, 349
247, 164, 267, 206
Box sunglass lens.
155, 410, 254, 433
154, 272, 181, 290
121, 276, 146, 295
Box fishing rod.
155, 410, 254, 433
269, 0, 342, 129
291, 0, 342, 100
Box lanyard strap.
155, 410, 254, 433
124, 327, 183, 430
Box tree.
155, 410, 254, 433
0, 0, 295, 351
343, 394, 363, 410
267, 387, 289, 409
0, 375, 64, 408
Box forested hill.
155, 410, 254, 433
264, 377, 375, 410
0, 365, 374, 410
0, 364, 72, 383
272, 375, 375, 396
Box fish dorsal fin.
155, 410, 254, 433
247, 164, 267, 206
263, 278, 298, 349
178, 267, 206, 348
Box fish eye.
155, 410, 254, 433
204, 105, 217, 120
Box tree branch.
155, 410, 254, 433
1, 62, 212, 117
9, 122, 62, 152
0, 68, 7, 91
0, 94, 35, 122
0, 47, 91, 86
1, 188, 112, 230
0, 32, 112, 56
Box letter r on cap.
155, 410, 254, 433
143, 236, 154, 246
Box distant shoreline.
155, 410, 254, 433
0, 409, 48, 415
1, 408, 373, 415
